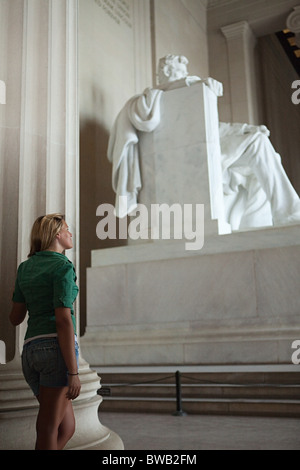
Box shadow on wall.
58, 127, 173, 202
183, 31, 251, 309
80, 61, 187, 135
258, 34, 300, 195
79, 118, 127, 336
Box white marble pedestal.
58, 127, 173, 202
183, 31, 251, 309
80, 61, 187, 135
82, 224, 300, 368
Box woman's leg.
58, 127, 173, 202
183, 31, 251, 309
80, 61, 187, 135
35, 385, 75, 450
57, 400, 76, 450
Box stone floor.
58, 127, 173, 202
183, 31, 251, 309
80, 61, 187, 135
99, 411, 300, 450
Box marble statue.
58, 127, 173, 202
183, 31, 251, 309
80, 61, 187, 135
156, 54, 223, 97
218, 122, 300, 229
107, 87, 163, 218
108, 54, 300, 229
156, 54, 300, 229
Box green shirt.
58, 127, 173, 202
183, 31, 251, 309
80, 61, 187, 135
12, 251, 79, 341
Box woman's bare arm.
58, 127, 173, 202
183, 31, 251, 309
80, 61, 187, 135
55, 307, 81, 400
9, 302, 27, 326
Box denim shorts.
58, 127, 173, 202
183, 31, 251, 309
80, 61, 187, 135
21, 337, 79, 396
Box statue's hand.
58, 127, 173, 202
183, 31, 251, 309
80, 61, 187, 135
185, 76, 201, 87
243, 124, 270, 136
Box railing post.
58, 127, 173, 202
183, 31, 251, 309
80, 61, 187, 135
173, 370, 187, 416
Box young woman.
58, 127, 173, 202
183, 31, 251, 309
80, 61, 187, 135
9, 214, 81, 450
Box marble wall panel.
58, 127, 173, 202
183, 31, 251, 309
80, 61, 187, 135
154, 0, 209, 80
86, 249, 257, 332
185, 339, 279, 365
278, 339, 299, 363
80, 342, 106, 368
84, 238, 300, 366
255, 246, 300, 319
102, 342, 185, 366
87, 264, 128, 326
125, 251, 256, 325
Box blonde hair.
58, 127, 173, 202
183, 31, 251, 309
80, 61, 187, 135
28, 213, 65, 257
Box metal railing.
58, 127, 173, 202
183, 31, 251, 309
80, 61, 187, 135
97, 370, 187, 416
97, 369, 300, 416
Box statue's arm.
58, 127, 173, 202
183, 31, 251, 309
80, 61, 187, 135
156, 76, 223, 96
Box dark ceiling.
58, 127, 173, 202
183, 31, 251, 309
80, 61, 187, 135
276, 30, 300, 77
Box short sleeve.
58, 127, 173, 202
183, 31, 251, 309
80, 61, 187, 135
12, 276, 26, 303
53, 262, 78, 309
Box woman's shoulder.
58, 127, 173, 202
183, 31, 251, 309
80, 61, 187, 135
18, 252, 75, 274
51, 255, 77, 281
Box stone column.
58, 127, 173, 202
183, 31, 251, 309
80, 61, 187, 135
0, 0, 122, 450
0, 81, 5, 104
287, 5, 300, 47
221, 21, 258, 124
